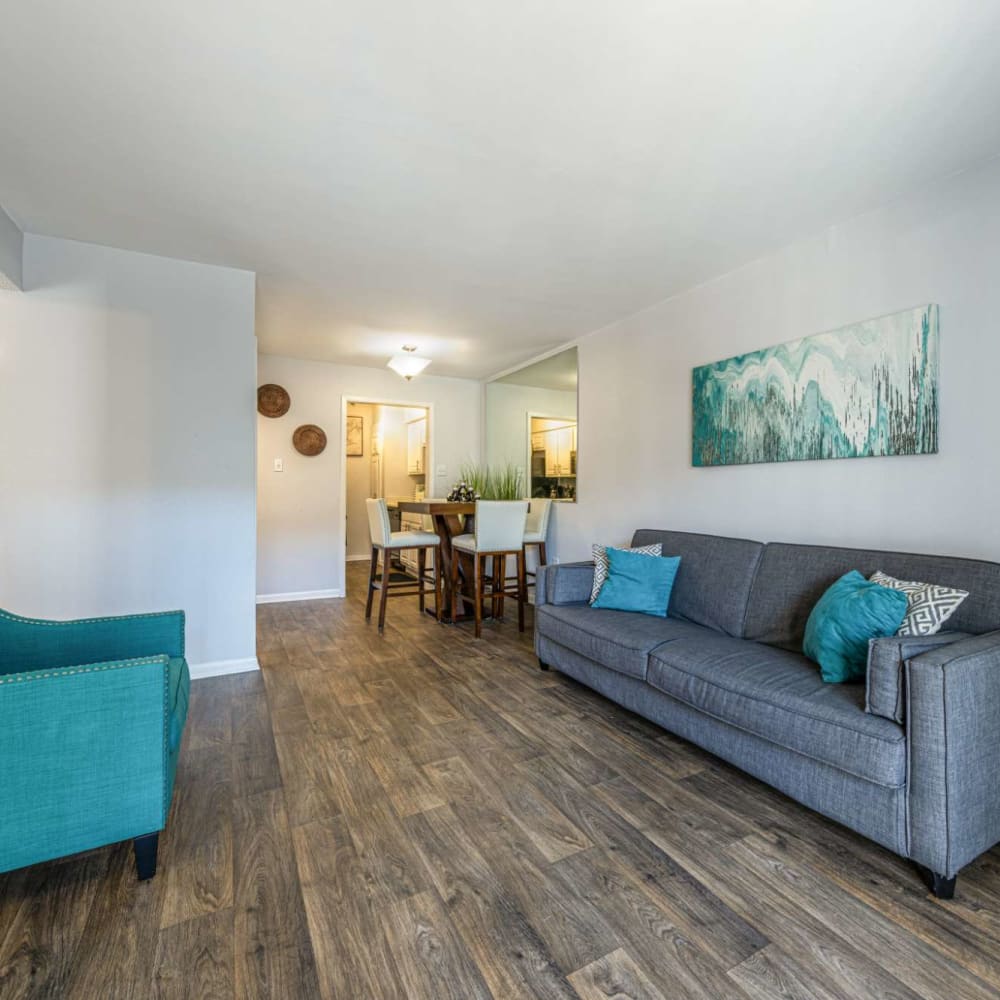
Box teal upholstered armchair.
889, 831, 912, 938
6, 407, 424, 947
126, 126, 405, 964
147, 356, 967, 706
0, 608, 190, 880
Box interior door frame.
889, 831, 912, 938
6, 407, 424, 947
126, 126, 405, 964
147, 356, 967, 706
339, 395, 435, 587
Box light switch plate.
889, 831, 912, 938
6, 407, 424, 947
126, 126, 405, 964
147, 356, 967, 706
436, 464, 447, 476
274, 458, 283, 472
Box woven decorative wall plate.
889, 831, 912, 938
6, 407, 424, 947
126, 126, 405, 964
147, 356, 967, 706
293, 424, 327, 456
257, 383, 291, 418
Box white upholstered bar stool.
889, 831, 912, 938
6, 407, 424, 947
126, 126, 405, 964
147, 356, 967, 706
451, 500, 529, 639
365, 498, 441, 633
522, 498, 553, 581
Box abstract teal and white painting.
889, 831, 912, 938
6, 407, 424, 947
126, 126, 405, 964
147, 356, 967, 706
692, 304, 939, 466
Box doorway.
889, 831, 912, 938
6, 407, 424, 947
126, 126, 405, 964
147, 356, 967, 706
342, 397, 433, 596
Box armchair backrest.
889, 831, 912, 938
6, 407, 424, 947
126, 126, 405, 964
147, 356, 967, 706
0, 608, 185, 674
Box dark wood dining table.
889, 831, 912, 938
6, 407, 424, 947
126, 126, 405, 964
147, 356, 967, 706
396, 500, 477, 623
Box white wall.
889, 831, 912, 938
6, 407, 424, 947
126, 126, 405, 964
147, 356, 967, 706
0, 203, 22, 290
0, 235, 258, 671
554, 156, 1000, 564
345, 402, 376, 559
256, 355, 481, 599
485, 382, 577, 472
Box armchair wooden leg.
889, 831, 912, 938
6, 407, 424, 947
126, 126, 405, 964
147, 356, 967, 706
517, 550, 526, 633
365, 546, 378, 620
538, 542, 547, 567
134, 832, 159, 881
377, 550, 390, 633
474, 554, 484, 639
418, 548, 427, 612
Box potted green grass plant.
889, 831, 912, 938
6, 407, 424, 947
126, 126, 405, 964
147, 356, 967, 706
453, 461, 524, 501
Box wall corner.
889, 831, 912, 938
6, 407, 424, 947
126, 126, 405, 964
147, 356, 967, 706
0, 203, 24, 292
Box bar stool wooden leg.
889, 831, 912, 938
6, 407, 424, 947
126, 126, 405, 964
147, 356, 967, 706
451, 544, 461, 618
433, 547, 442, 621
365, 546, 378, 620
474, 553, 484, 639
517, 549, 527, 633
490, 556, 501, 620
523, 542, 546, 587
418, 547, 427, 612
377, 549, 390, 633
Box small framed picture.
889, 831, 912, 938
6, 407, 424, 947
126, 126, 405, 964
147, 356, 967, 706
346, 415, 364, 457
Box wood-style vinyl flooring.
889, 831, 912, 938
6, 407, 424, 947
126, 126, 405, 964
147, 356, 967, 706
3, 563, 1000, 999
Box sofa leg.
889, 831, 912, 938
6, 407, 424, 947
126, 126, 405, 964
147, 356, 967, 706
134, 832, 159, 881
916, 863, 956, 899
538, 657, 550, 671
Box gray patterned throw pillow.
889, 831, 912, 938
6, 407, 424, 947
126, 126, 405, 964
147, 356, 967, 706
590, 543, 662, 604
870, 570, 969, 637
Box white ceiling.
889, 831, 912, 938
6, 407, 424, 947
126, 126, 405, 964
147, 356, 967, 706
2, 1, 1000, 379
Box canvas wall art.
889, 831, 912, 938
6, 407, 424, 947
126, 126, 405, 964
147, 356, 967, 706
692, 304, 939, 467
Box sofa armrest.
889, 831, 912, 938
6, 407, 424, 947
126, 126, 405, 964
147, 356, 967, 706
0, 655, 172, 874
906, 631, 1000, 877
866, 631, 971, 723
0, 608, 185, 675
536, 562, 595, 607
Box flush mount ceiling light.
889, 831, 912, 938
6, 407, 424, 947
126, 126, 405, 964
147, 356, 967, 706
387, 344, 431, 380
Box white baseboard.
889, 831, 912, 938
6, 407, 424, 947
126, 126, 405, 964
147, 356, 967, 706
189, 657, 260, 680
256, 589, 344, 604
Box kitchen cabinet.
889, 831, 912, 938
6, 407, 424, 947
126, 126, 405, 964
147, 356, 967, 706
407, 417, 427, 475
544, 425, 576, 477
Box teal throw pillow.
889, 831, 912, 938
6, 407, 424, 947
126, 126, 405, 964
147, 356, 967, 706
803, 570, 909, 683
591, 548, 680, 618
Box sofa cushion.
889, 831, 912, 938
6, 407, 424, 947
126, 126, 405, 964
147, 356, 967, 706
535, 605, 705, 680
630, 529, 764, 638
745, 542, 1000, 652
647, 632, 906, 787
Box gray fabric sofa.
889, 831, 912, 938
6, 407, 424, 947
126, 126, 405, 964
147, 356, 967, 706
535, 529, 1000, 898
